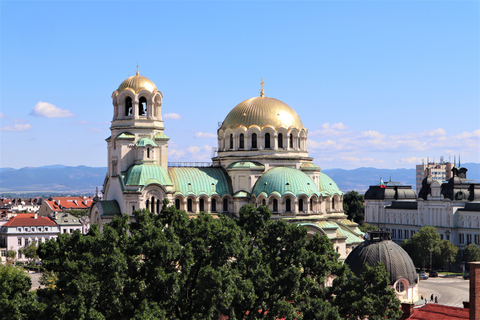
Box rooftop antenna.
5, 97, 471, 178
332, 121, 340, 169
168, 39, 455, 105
454, 155, 456, 167
459, 154, 461, 167
260, 78, 265, 97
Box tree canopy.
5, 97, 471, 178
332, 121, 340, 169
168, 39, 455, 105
343, 191, 364, 224
30, 204, 401, 320
464, 243, 480, 263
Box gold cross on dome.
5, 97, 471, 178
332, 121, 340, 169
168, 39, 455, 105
136, 62, 139, 76
260, 78, 265, 97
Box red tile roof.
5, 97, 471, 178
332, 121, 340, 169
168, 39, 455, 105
406, 304, 469, 320
45, 197, 93, 211
3, 214, 57, 227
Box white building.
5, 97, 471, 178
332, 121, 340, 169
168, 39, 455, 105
364, 166, 480, 249
415, 157, 454, 194
90, 69, 364, 259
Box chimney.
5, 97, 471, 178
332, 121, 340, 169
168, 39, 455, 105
34, 213, 38, 219
469, 261, 480, 320
400, 303, 414, 320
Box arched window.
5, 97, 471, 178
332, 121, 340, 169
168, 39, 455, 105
187, 198, 193, 212
265, 133, 271, 149
147, 147, 150, 158
151, 196, 155, 213
252, 133, 257, 149
146, 199, 150, 212
139, 97, 147, 116
230, 134, 233, 149
132, 205, 135, 213
175, 198, 180, 210
310, 198, 313, 212
299, 198, 304, 212
289, 133, 293, 148
332, 198, 335, 210
125, 97, 133, 116
223, 198, 229, 212
278, 133, 283, 148
211, 199, 216, 212
262, 199, 266, 206
239, 133, 244, 149
199, 198, 205, 212
395, 281, 406, 293
273, 199, 278, 212
156, 199, 161, 214
286, 198, 291, 212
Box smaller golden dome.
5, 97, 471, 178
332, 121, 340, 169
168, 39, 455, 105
117, 72, 158, 94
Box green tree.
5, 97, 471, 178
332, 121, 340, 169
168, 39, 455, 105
464, 243, 480, 262
434, 240, 458, 270
358, 223, 379, 233
343, 191, 364, 223
19, 244, 38, 264
0, 265, 40, 320
6, 250, 16, 265
330, 263, 402, 320
401, 226, 441, 269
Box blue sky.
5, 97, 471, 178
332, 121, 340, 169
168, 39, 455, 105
1, 1, 478, 170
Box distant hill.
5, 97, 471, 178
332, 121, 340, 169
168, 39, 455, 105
0, 163, 478, 196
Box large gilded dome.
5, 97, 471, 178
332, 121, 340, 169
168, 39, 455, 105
115, 70, 158, 94
221, 96, 305, 131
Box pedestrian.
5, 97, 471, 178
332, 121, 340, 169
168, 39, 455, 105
421, 295, 423, 300
431, 294, 434, 301
425, 299, 427, 305
435, 296, 438, 304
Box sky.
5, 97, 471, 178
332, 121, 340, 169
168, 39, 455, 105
1, 1, 479, 170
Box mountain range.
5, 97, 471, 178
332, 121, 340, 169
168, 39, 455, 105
1, 163, 479, 196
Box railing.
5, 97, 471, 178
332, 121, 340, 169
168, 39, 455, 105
168, 162, 214, 167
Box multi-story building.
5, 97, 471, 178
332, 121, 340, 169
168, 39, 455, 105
0, 213, 60, 262
38, 196, 93, 217
364, 165, 480, 249
416, 157, 454, 194
90, 69, 364, 259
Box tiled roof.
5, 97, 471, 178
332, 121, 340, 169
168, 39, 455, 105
45, 197, 93, 211
3, 214, 57, 227
124, 163, 173, 187
406, 304, 468, 320
168, 167, 231, 197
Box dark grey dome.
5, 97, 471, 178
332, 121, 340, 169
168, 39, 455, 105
345, 231, 417, 285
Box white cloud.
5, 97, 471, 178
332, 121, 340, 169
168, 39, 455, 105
310, 122, 349, 137
195, 132, 216, 138
87, 128, 103, 132
0, 124, 33, 132
73, 121, 89, 125
168, 149, 186, 159
164, 113, 183, 120
30, 101, 74, 118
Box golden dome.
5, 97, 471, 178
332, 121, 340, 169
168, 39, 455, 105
116, 71, 158, 94
221, 96, 305, 131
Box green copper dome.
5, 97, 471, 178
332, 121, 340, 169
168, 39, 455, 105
136, 138, 157, 147
252, 167, 321, 197
318, 172, 342, 196
123, 164, 172, 187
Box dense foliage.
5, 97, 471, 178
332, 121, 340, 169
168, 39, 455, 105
342, 191, 364, 223
3, 204, 402, 319
464, 243, 480, 263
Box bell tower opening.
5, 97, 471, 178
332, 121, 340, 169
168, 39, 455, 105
125, 97, 133, 116
139, 96, 147, 116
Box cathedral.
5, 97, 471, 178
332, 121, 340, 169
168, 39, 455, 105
89, 69, 363, 259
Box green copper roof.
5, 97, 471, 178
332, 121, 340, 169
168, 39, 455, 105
136, 138, 157, 147
168, 167, 232, 197
154, 132, 170, 140
300, 162, 321, 171
318, 172, 342, 196
317, 220, 340, 230
226, 161, 265, 170
98, 200, 121, 216
124, 164, 172, 187
116, 132, 135, 139
252, 167, 321, 197
337, 227, 365, 244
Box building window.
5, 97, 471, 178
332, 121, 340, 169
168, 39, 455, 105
125, 97, 133, 116
286, 198, 291, 212
139, 96, 147, 116
392, 229, 396, 238
211, 199, 216, 212
229, 134, 233, 149
460, 234, 465, 244
467, 234, 472, 244
262, 199, 266, 206
1, 250, 6, 257
265, 133, 271, 149
70, 229, 73, 234
187, 199, 193, 213
310, 198, 313, 212
18, 238, 22, 246
17, 227, 21, 232
278, 133, 283, 148
395, 281, 406, 293
299, 199, 304, 212
475, 235, 480, 245
25, 239, 30, 246
404, 230, 408, 239
199, 198, 205, 212
223, 198, 228, 212
156, 199, 161, 214
239, 134, 244, 149
273, 199, 278, 213
289, 133, 293, 148
252, 133, 257, 149
440, 234, 444, 240
175, 199, 181, 210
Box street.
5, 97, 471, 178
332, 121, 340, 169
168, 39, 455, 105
416, 276, 469, 307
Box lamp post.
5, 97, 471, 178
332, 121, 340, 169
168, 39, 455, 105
429, 250, 433, 273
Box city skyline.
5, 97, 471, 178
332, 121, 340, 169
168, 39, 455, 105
1, 1, 478, 170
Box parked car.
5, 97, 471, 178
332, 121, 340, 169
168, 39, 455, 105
429, 270, 439, 277
419, 271, 429, 280
464, 274, 470, 280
